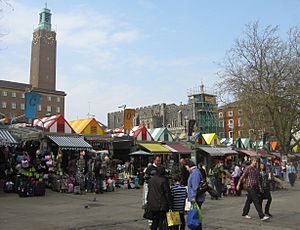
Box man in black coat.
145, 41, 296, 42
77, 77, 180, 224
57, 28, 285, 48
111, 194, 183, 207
145, 155, 161, 183
147, 166, 172, 230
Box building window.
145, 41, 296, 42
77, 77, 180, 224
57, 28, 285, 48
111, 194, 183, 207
227, 111, 233, 117
219, 132, 224, 138
238, 110, 242, 116
20, 103, 25, 110
229, 131, 233, 138
12, 92, 16, 97
47, 106, 51, 112
38, 105, 42, 111
228, 119, 234, 128
3, 91, 7, 97
238, 130, 242, 137
218, 112, 223, 118
219, 120, 224, 128
238, 118, 242, 127
178, 110, 183, 126
57, 97, 61, 103
47, 96, 51, 101
11, 103, 16, 109
2, 102, 7, 108
21, 93, 25, 99
56, 107, 60, 113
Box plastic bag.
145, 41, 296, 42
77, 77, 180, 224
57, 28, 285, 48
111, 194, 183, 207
187, 203, 202, 229
166, 211, 181, 227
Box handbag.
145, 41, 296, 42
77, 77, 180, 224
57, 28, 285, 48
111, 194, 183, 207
187, 203, 202, 229
197, 180, 209, 196
143, 203, 153, 220
166, 211, 181, 227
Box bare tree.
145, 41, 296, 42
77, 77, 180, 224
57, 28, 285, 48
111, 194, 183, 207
218, 22, 300, 156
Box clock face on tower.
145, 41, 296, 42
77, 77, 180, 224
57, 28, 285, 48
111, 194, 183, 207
33, 33, 39, 45
45, 32, 55, 45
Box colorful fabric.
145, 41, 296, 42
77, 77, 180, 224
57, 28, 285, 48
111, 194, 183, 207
239, 165, 260, 188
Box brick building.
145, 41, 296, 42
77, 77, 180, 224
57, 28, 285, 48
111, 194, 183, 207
218, 101, 250, 138
0, 6, 66, 122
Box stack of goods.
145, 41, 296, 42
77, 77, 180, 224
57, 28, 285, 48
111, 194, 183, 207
12, 167, 46, 197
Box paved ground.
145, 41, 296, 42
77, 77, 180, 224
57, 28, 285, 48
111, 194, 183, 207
0, 181, 299, 230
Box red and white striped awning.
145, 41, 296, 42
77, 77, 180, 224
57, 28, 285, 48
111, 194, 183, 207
33, 114, 75, 134
112, 125, 153, 141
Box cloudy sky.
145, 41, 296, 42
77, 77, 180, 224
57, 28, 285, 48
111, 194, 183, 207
1, 0, 299, 124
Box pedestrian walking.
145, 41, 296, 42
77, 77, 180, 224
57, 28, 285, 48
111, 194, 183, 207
259, 163, 273, 217
287, 162, 296, 187
232, 163, 241, 196
94, 160, 104, 194
236, 157, 269, 221
147, 166, 172, 230
185, 160, 205, 230
170, 175, 187, 230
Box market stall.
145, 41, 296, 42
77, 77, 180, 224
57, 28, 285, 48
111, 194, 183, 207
148, 128, 174, 142
69, 118, 106, 135
113, 125, 153, 141
33, 114, 75, 134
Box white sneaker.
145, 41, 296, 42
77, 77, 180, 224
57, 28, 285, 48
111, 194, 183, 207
261, 216, 270, 221
244, 215, 251, 219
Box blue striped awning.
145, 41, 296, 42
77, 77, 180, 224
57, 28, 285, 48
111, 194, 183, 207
47, 135, 92, 150
0, 129, 19, 146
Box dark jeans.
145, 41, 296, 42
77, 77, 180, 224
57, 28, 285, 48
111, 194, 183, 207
242, 187, 265, 219
288, 173, 296, 186
234, 177, 241, 196
215, 177, 222, 197
96, 177, 104, 193
151, 211, 167, 230
260, 190, 272, 214
170, 212, 185, 230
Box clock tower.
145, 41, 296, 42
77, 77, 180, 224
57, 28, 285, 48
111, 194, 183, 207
29, 6, 57, 91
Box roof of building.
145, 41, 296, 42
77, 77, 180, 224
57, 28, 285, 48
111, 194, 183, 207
0, 80, 66, 96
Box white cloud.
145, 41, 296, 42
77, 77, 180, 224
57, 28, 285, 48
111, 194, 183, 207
111, 30, 139, 43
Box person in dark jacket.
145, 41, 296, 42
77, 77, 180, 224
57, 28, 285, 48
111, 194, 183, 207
94, 160, 104, 194
179, 158, 189, 186
259, 163, 273, 217
147, 166, 172, 230
145, 155, 162, 183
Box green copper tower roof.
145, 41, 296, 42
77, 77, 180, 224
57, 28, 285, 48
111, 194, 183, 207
38, 6, 52, 31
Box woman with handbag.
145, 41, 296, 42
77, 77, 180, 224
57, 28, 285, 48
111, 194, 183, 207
147, 166, 172, 230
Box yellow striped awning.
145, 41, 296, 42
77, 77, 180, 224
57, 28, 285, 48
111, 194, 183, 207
138, 143, 171, 153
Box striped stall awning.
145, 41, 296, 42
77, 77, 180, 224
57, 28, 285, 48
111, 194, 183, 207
47, 135, 92, 150
163, 143, 192, 154
198, 146, 237, 157
0, 129, 19, 146
238, 149, 258, 157
138, 143, 171, 154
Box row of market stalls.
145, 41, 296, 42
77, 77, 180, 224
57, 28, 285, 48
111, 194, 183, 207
1, 113, 299, 173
